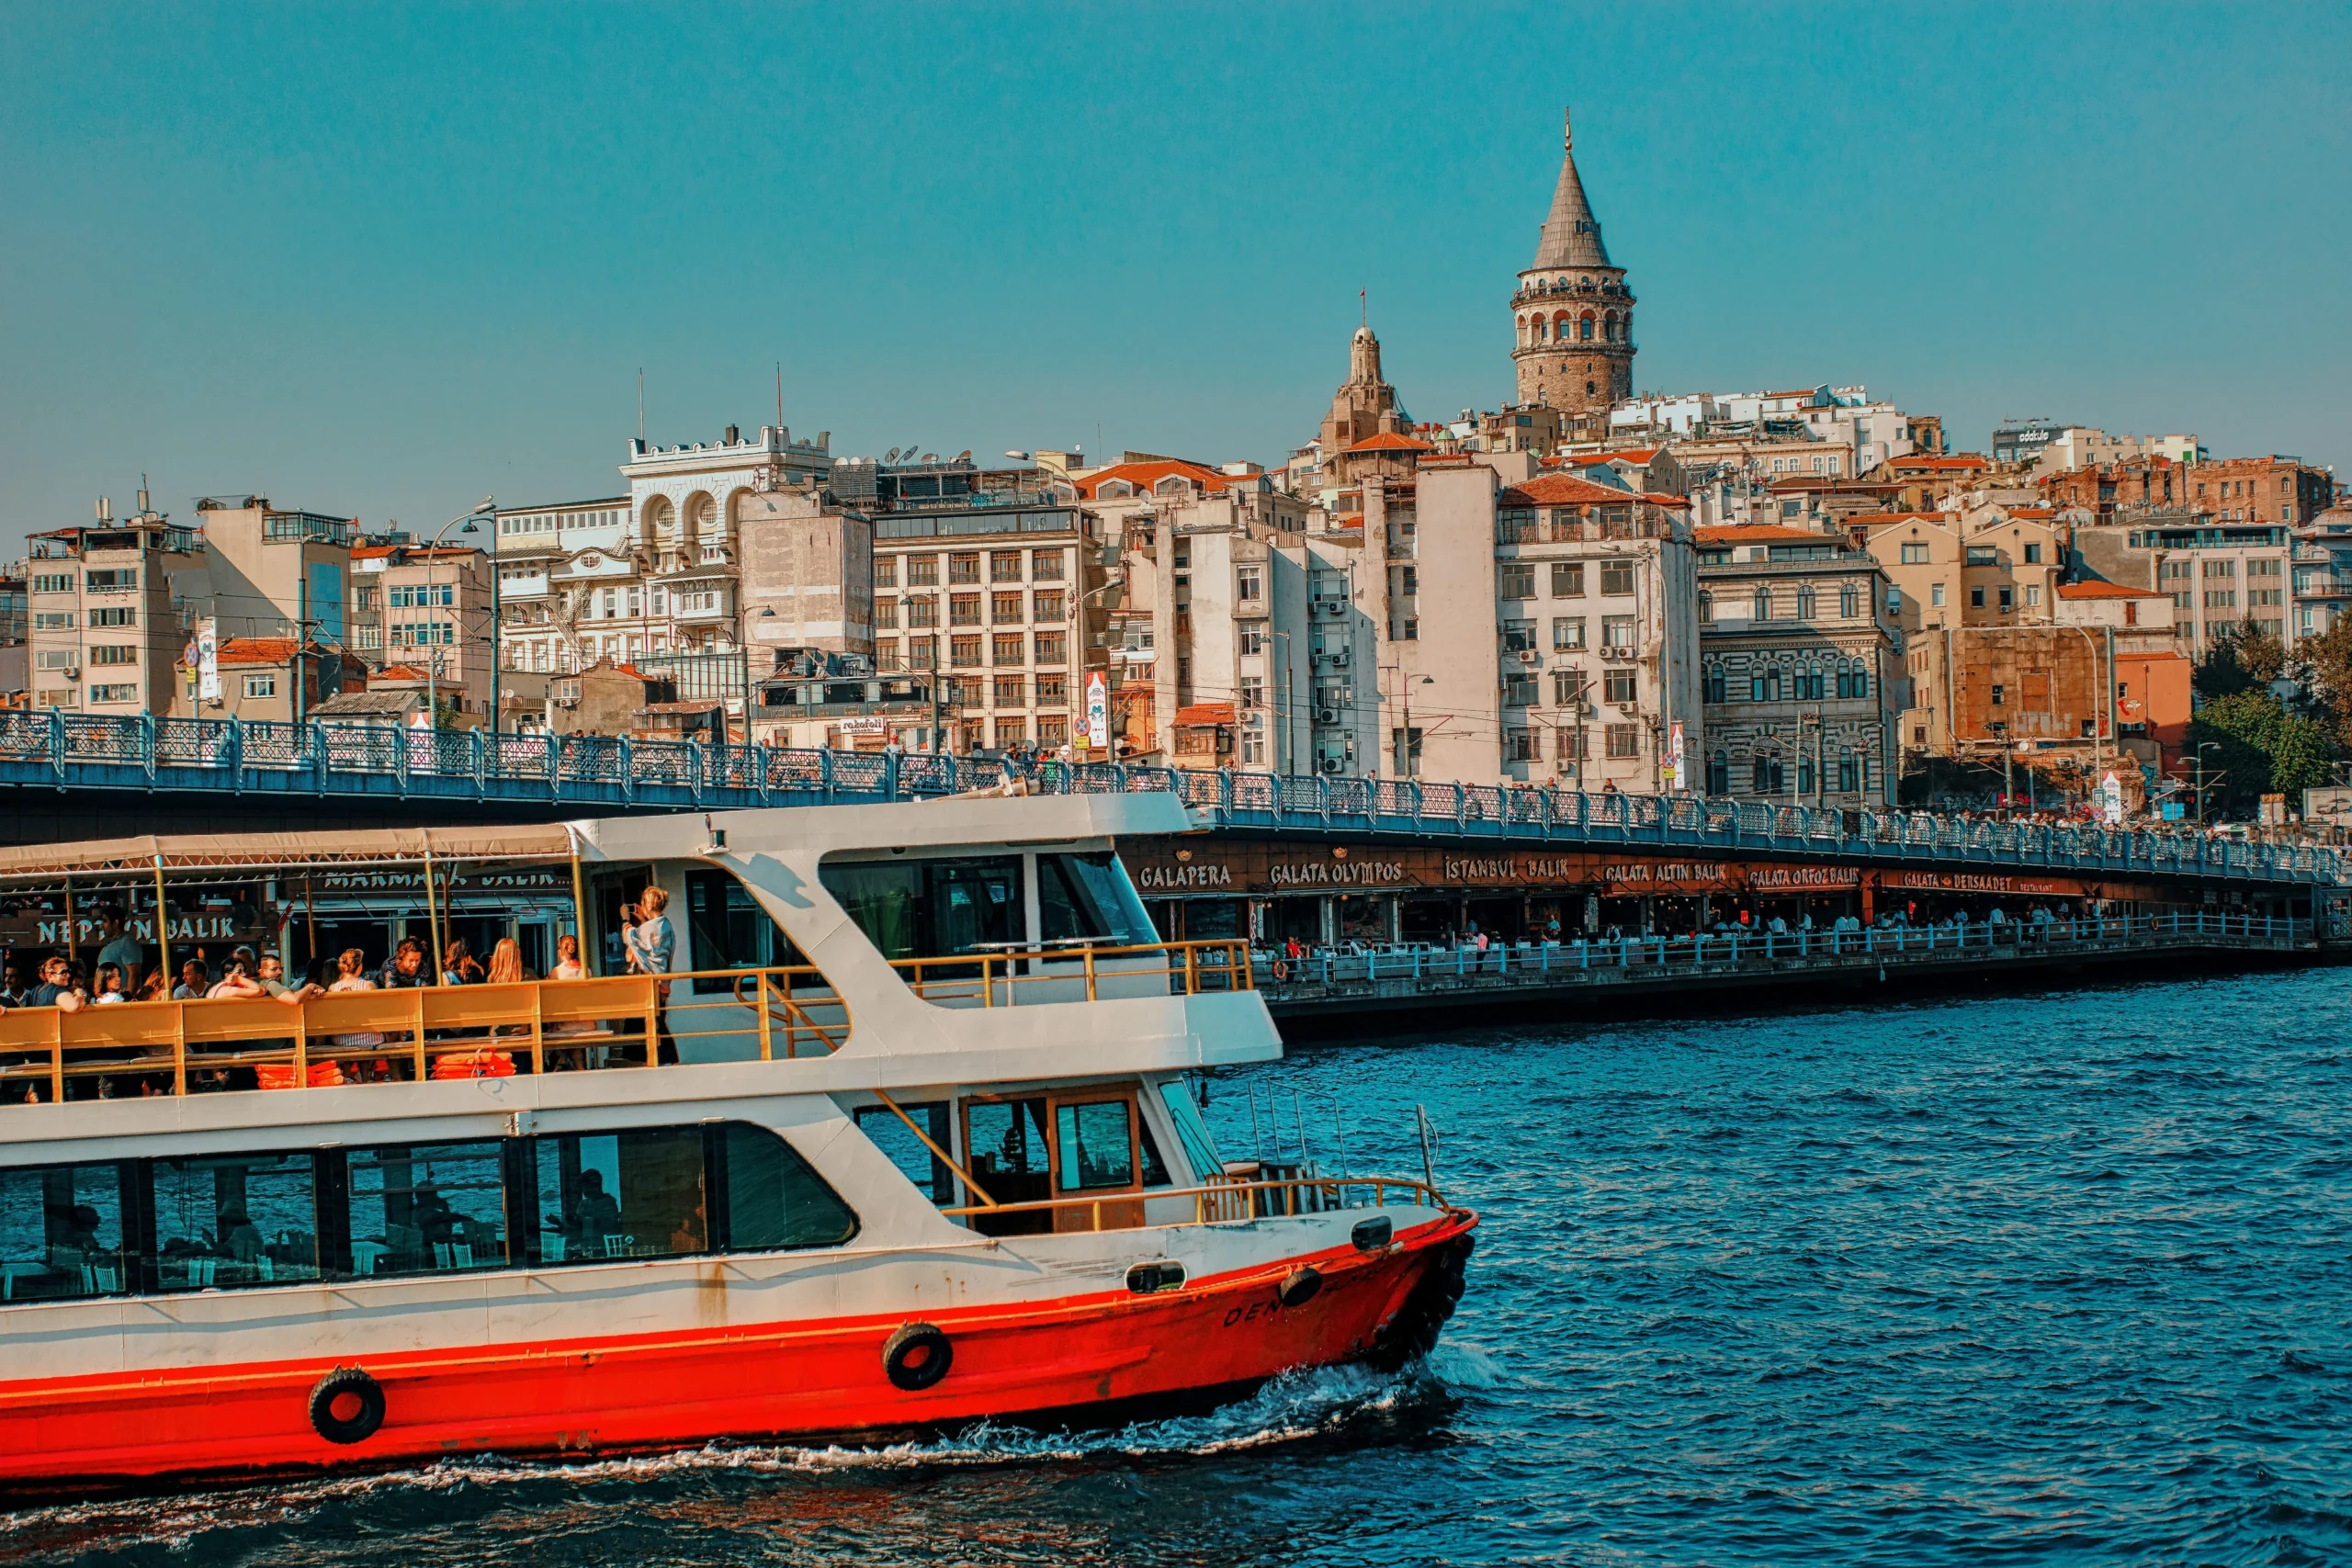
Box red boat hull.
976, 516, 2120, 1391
0, 1213, 1475, 1495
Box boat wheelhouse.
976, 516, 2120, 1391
0, 792, 1474, 1493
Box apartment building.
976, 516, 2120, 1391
2073, 513, 2294, 654
1856, 506, 2069, 637
355, 543, 494, 721
1694, 525, 1900, 806
870, 502, 1102, 754
2034, 428, 2203, 473
166, 637, 357, 723
26, 509, 207, 714
192, 497, 356, 648
2292, 505, 2352, 639
492, 493, 630, 676
1387, 462, 1702, 790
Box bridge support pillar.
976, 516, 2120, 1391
1860, 878, 1875, 926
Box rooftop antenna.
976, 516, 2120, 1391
638, 368, 644, 442
775, 361, 784, 432
1360, 287, 1367, 329
138, 473, 151, 515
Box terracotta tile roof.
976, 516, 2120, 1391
213, 637, 300, 667
1600, 446, 1664, 463
371, 664, 429, 682
1694, 525, 1839, 545
1074, 459, 1232, 500
1174, 702, 1237, 727
350, 545, 401, 559
1505, 474, 1644, 506
1849, 512, 1946, 525
2056, 581, 2163, 599
1888, 455, 1991, 471
1344, 433, 1435, 454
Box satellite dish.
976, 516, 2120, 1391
956, 449, 972, 463
920, 452, 937, 464
1005, 450, 1032, 461
885, 447, 901, 464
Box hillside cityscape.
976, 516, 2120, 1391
9, 107, 2346, 828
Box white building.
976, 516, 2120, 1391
2035, 427, 2206, 473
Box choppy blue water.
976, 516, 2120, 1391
6, 970, 2349, 1566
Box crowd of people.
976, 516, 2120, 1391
0, 886, 679, 1102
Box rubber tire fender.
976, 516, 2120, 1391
1276, 1265, 1323, 1309
309, 1366, 387, 1446
883, 1322, 954, 1392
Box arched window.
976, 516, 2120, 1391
1603, 310, 1618, 342
641, 494, 674, 543
1707, 750, 1730, 795
1753, 587, 1772, 621
1697, 590, 1713, 624
1578, 315, 1595, 342
1753, 750, 1783, 794
1098, 479, 1134, 499
1553, 311, 1571, 341
1795, 585, 1816, 620
1154, 475, 1190, 497
1796, 750, 1816, 796
1703, 664, 1725, 704
1839, 584, 1860, 618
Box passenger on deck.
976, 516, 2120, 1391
254, 953, 322, 1004
485, 938, 530, 985
442, 939, 485, 987
551, 934, 586, 979
206, 957, 266, 999
26, 955, 86, 1012
622, 887, 677, 1065
172, 960, 209, 1000
91, 965, 127, 1004
96, 913, 142, 977
380, 939, 430, 989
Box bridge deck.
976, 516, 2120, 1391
1257, 911, 2314, 1017
0, 713, 2335, 888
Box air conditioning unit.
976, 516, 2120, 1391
1554, 757, 1579, 776
1319, 600, 1346, 616
1329, 649, 1350, 667
62, 667, 79, 682
1316, 707, 1340, 726
1518, 649, 1541, 664
1319, 756, 1346, 774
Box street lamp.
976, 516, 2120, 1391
1383, 667, 1434, 779
2195, 740, 2222, 825
424, 499, 494, 730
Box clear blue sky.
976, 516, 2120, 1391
2, 3, 2345, 547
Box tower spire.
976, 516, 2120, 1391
1564, 104, 1572, 151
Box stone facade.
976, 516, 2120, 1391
1510, 109, 1635, 418
1693, 526, 1900, 806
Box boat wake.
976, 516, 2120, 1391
1, 1355, 1474, 1562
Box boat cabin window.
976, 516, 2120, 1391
1158, 1078, 1226, 1183
819, 856, 1022, 963
965, 1097, 1053, 1235
854, 1100, 958, 1205
152, 1152, 322, 1292
684, 870, 809, 996
0, 1159, 129, 1303
1036, 852, 1159, 947
334, 1141, 508, 1279
1056, 1099, 1136, 1191
0, 1120, 856, 1302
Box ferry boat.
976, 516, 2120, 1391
0, 792, 1475, 1494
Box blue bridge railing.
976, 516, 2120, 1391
0, 711, 2336, 887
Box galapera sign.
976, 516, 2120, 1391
1121, 839, 2154, 903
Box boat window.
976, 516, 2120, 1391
1036, 852, 1159, 948
334, 1141, 509, 1280
684, 870, 809, 996
966, 1097, 1052, 1235
820, 855, 1023, 964
151, 1152, 322, 1292
530, 1127, 707, 1264
1140, 1115, 1172, 1188
1056, 1099, 1136, 1191
1159, 1079, 1226, 1183
854, 1100, 957, 1205
0, 1159, 130, 1302
713, 1122, 858, 1250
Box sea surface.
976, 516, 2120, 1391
6, 969, 2350, 1566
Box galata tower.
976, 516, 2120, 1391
1511, 107, 1634, 414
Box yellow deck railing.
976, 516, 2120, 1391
0, 938, 1256, 1103
936, 1171, 1453, 1232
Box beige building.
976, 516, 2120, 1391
1379, 462, 1702, 789
2073, 513, 2295, 654
871, 502, 1103, 754
355, 543, 495, 723
1857, 505, 2069, 638
1694, 525, 1901, 805
166, 637, 356, 723
26, 509, 207, 715
191, 497, 357, 649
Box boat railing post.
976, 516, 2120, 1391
758, 973, 775, 1061
1184, 942, 1199, 995
530, 985, 546, 1077
1083, 944, 1098, 1001
48, 1013, 63, 1104
410, 991, 427, 1082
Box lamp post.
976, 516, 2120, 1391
2196, 740, 2222, 825
1383, 665, 1433, 779
424, 499, 494, 729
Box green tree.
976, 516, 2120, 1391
2188, 690, 2336, 815
2297, 616, 2352, 748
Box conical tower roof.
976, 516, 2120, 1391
1530, 107, 1611, 271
